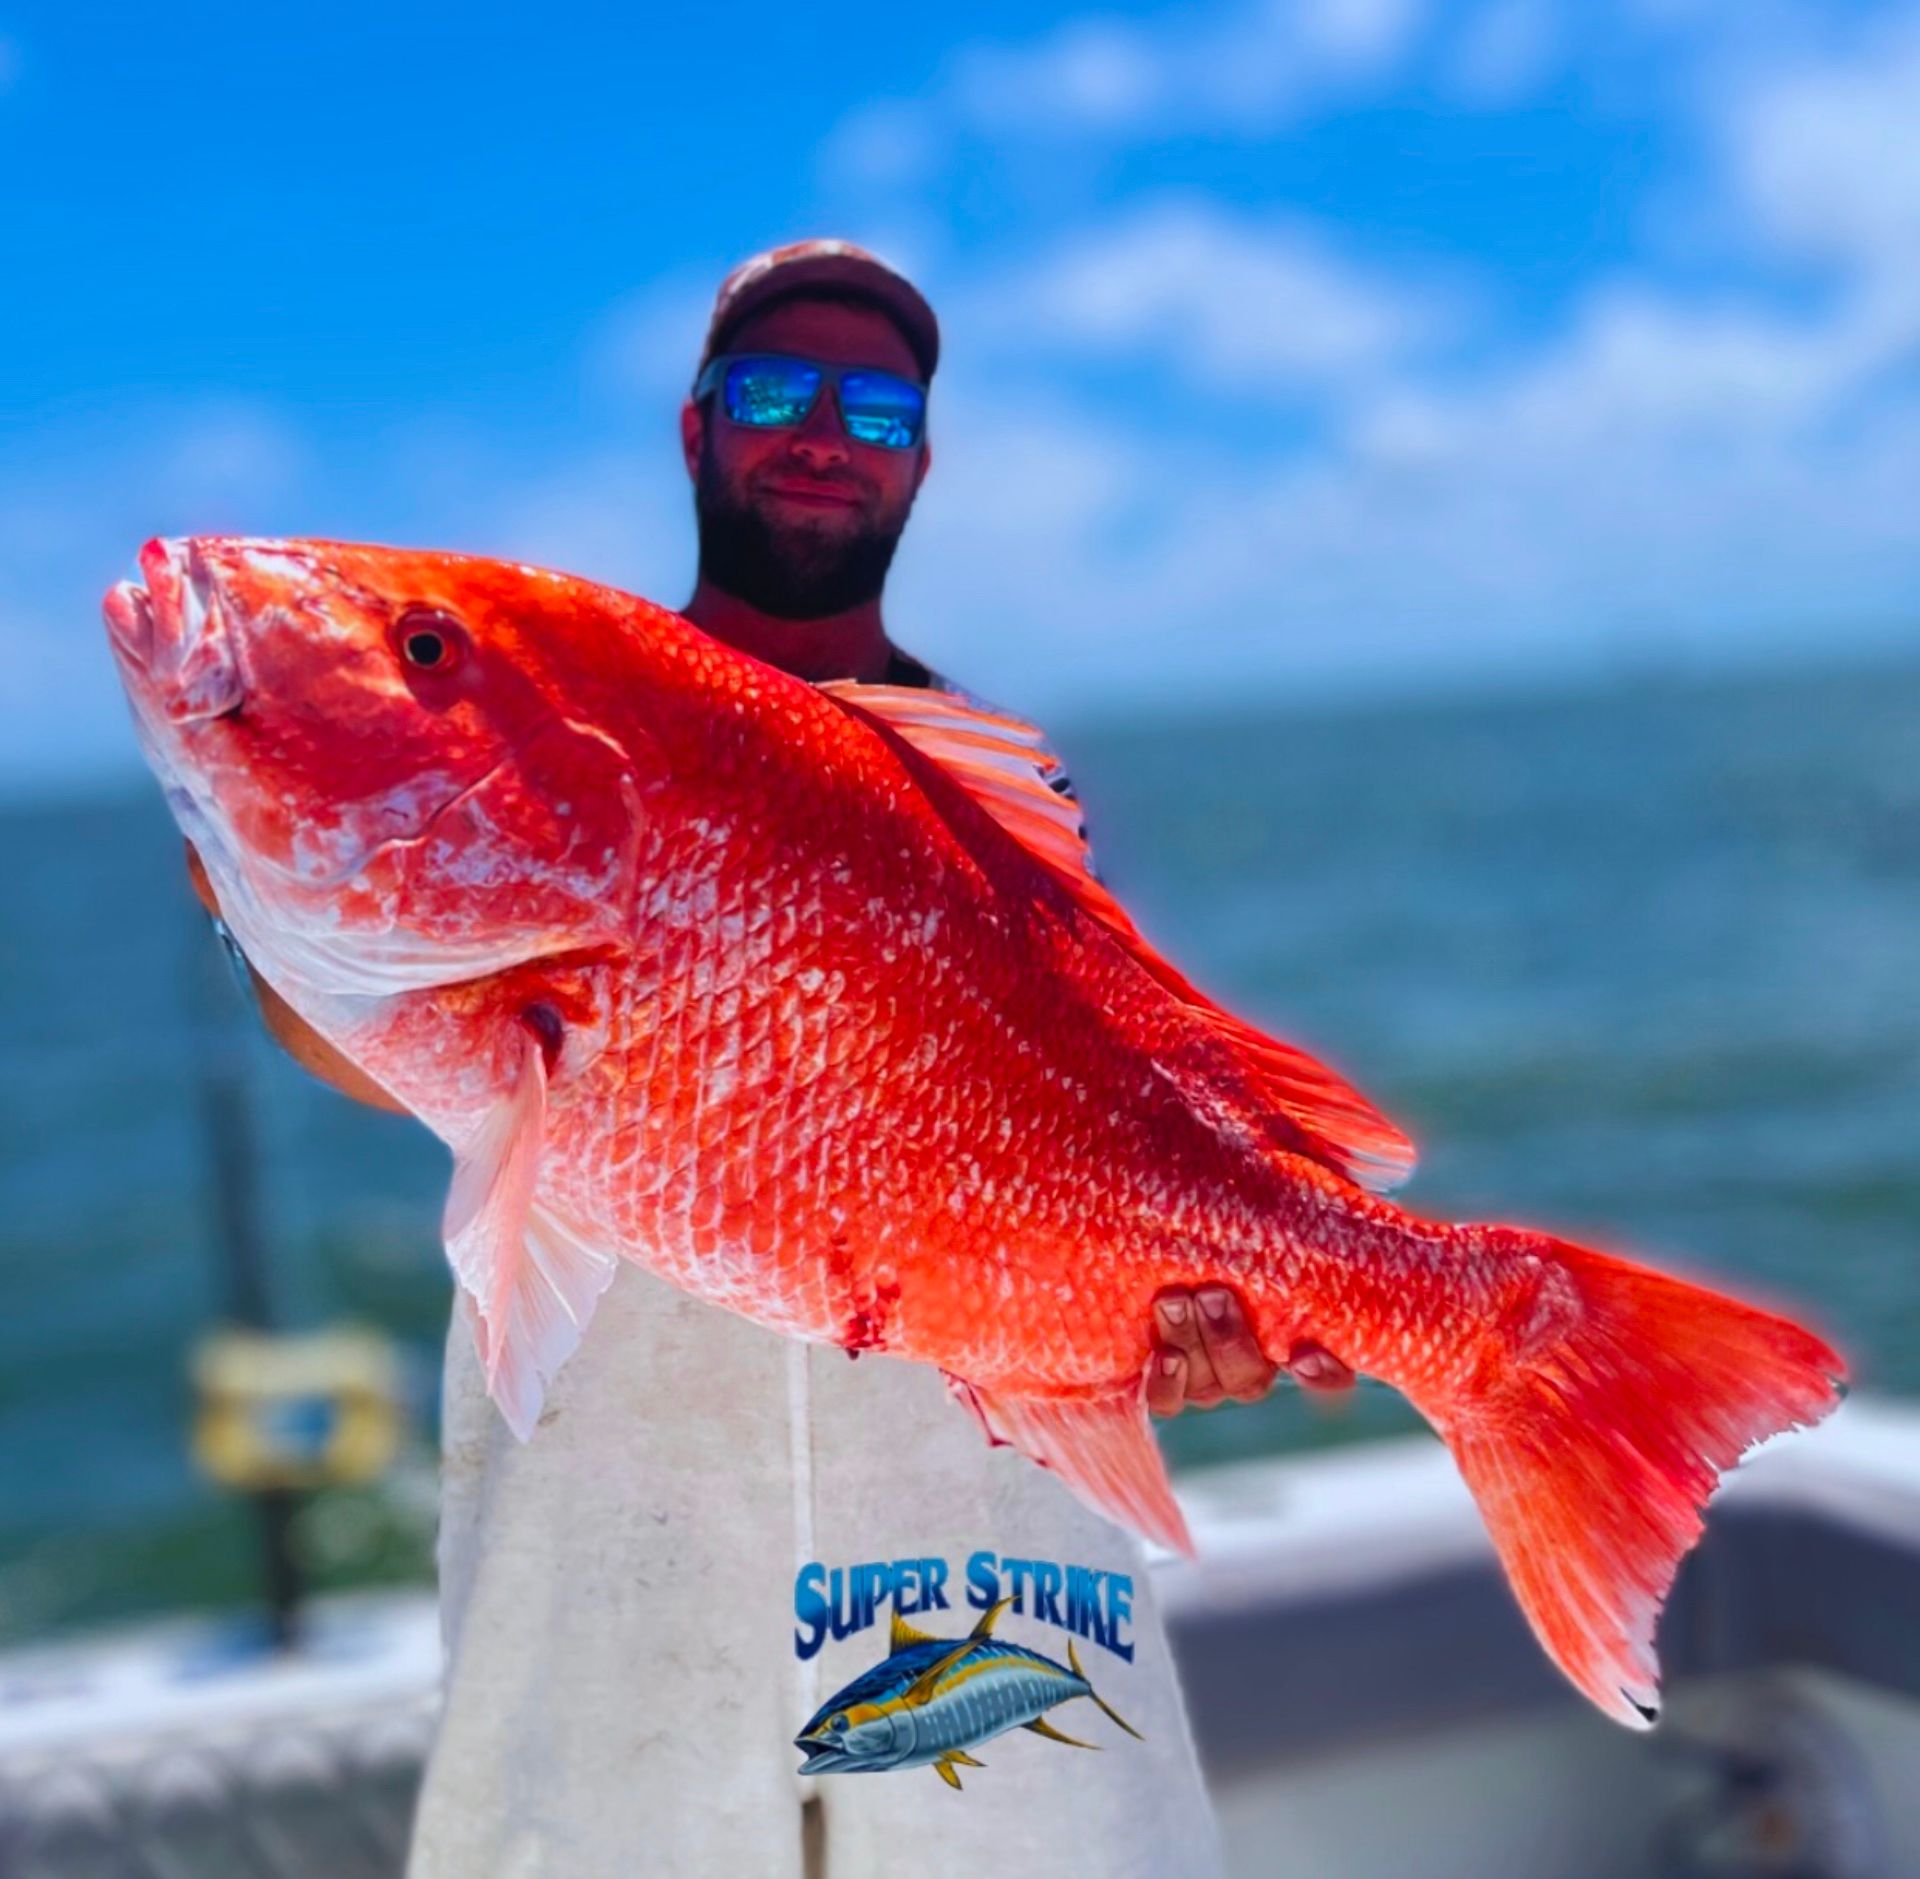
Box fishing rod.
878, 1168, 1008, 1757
183, 897, 402, 1651
185, 903, 304, 1648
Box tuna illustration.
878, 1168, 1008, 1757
796, 1598, 1140, 1789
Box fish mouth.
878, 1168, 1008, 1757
794, 1740, 854, 1775
105, 538, 245, 725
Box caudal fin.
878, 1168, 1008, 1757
1439, 1232, 1845, 1728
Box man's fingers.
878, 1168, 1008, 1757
1153, 1293, 1223, 1407
1146, 1348, 1187, 1419
1287, 1342, 1357, 1394
1195, 1287, 1278, 1404
184, 839, 221, 917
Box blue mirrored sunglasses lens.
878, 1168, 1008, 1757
724, 357, 822, 428
837, 370, 926, 449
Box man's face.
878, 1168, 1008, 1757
682, 296, 931, 620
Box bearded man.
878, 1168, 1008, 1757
205, 240, 1349, 1877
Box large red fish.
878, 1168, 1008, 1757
105, 536, 1844, 1728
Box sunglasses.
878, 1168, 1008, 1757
694, 352, 928, 451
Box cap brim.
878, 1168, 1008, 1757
703, 251, 938, 381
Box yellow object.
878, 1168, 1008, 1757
192, 1327, 402, 1491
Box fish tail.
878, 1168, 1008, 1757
1067, 1639, 1145, 1742
1430, 1228, 1846, 1729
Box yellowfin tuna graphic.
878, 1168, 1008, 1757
794, 1597, 1142, 1790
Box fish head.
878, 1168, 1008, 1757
105, 536, 660, 1000
794, 1698, 905, 1774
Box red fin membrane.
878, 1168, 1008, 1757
1441, 1233, 1847, 1728
823, 681, 1415, 1192
947, 1376, 1193, 1556
444, 1034, 618, 1438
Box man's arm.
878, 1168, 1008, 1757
184, 842, 409, 1116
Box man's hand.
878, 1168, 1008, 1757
1146, 1285, 1354, 1415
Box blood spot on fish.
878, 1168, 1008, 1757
840, 1266, 898, 1351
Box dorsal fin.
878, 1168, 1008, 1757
890, 1609, 940, 1651
820, 681, 1416, 1192
969, 1595, 1014, 1640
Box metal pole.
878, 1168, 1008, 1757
188, 910, 306, 1650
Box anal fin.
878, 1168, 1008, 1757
949, 1379, 1192, 1556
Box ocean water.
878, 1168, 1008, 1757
2, 659, 1916, 1643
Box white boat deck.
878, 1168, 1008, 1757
3, 1397, 1917, 1876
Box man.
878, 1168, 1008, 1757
206, 240, 1350, 1874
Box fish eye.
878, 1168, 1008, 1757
393, 606, 466, 673
829, 1714, 848, 1733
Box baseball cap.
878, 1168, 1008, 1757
697, 240, 940, 385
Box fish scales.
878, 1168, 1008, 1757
106, 537, 1846, 1730
540, 759, 1268, 1370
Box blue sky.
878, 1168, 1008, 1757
4, 0, 1918, 792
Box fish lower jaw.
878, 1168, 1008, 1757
795, 1745, 857, 1775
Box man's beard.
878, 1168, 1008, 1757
694, 439, 909, 620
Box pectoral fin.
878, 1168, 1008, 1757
904, 1642, 978, 1706
444, 1032, 618, 1439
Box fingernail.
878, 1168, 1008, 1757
1158, 1297, 1189, 1329
1199, 1288, 1230, 1323
1158, 1353, 1182, 1379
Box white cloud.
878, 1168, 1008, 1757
1727, 11, 1920, 303
892, 325, 1920, 730
850, 4, 1920, 723
954, 20, 1163, 134
887, 108, 1920, 725
826, 0, 1428, 167
961, 200, 1451, 391
586, 274, 717, 408
1300, 0, 1429, 70
1327, 281, 1920, 600
155, 407, 310, 515
1360, 287, 1869, 455
487, 447, 692, 601
817, 99, 943, 191
1443, 0, 1561, 104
